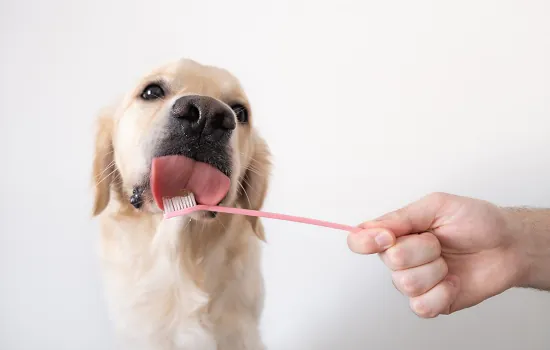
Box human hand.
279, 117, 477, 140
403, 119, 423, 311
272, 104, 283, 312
348, 193, 532, 318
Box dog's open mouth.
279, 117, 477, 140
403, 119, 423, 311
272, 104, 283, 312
150, 155, 230, 211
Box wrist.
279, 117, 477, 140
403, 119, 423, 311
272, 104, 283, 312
503, 207, 550, 291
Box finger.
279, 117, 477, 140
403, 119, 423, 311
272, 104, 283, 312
391, 257, 448, 297
409, 274, 460, 318
359, 192, 450, 238
347, 228, 396, 254
379, 231, 441, 270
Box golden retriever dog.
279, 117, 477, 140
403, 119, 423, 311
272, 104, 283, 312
91, 58, 271, 350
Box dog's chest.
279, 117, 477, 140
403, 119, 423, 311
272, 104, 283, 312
99, 216, 218, 349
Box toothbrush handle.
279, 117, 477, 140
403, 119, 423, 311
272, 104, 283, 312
164, 205, 362, 233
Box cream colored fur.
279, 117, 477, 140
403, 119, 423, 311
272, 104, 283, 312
91, 58, 271, 350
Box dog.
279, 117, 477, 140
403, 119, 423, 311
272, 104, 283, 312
91, 58, 271, 350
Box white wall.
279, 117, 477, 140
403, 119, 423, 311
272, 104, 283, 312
1, 0, 550, 349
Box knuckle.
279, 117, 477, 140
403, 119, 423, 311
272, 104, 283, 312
387, 246, 407, 270
410, 299, 434, 318
427, 191, 449, 202
424, 310, 439, 318
417, 307, 438, 318
436, 258, 449, 278
422, 232, 441, 255
391, 278, 401, 292
400, 275, 420, 296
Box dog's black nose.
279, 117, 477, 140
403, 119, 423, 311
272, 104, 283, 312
171, 95, 236, 141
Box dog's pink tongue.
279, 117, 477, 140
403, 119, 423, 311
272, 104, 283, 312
151, 155, 230, 210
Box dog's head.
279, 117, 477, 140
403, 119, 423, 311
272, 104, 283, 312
91, 58, 270, 231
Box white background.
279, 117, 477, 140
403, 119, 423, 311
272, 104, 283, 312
1, 0, 550, 349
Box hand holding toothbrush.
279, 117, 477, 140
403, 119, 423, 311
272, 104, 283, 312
347, 192, 550, 318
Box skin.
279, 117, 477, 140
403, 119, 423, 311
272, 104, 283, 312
347, 192, 550, 318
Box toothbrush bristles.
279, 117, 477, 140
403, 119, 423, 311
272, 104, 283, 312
162, 192, 197, 213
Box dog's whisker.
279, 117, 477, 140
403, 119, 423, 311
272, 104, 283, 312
95, 160, 116, 180
241, 177, 255, 192
245, 162, 262, 171
101, 149, 115, 157
96, 167, 118, 186
248, 156, 269, 166
111, 175, 123, 186
241, 177, 261, 199
244, 167, 265, 178
110, 172, 121, 182
238, 181, 253, 209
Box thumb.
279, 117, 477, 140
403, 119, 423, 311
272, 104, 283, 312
347, 227, 396, 254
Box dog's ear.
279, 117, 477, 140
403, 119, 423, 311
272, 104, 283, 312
91, 106, 116, 216
238, 133, 271, 240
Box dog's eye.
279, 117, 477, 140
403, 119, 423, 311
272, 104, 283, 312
231, 104, 248, 124
140, 84, 165, 101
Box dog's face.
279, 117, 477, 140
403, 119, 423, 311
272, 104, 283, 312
92, 58, 270, 225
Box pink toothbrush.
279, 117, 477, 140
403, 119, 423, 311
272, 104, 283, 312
162, 192, 361, 233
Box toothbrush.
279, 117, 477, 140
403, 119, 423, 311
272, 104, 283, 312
162, 192, 361, 233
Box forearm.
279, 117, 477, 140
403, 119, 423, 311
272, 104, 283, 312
504, 207, 550, 291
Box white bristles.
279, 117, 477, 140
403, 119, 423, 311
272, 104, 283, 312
162, 192, 197, 213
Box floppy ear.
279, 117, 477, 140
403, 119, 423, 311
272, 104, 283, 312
91, 106, 116, 216
238, 134, 272, 240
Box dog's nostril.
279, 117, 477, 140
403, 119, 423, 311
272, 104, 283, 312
177, 104, 200, 124
210, 112, 236, 131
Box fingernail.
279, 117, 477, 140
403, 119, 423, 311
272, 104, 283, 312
374, 231, 393, 249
